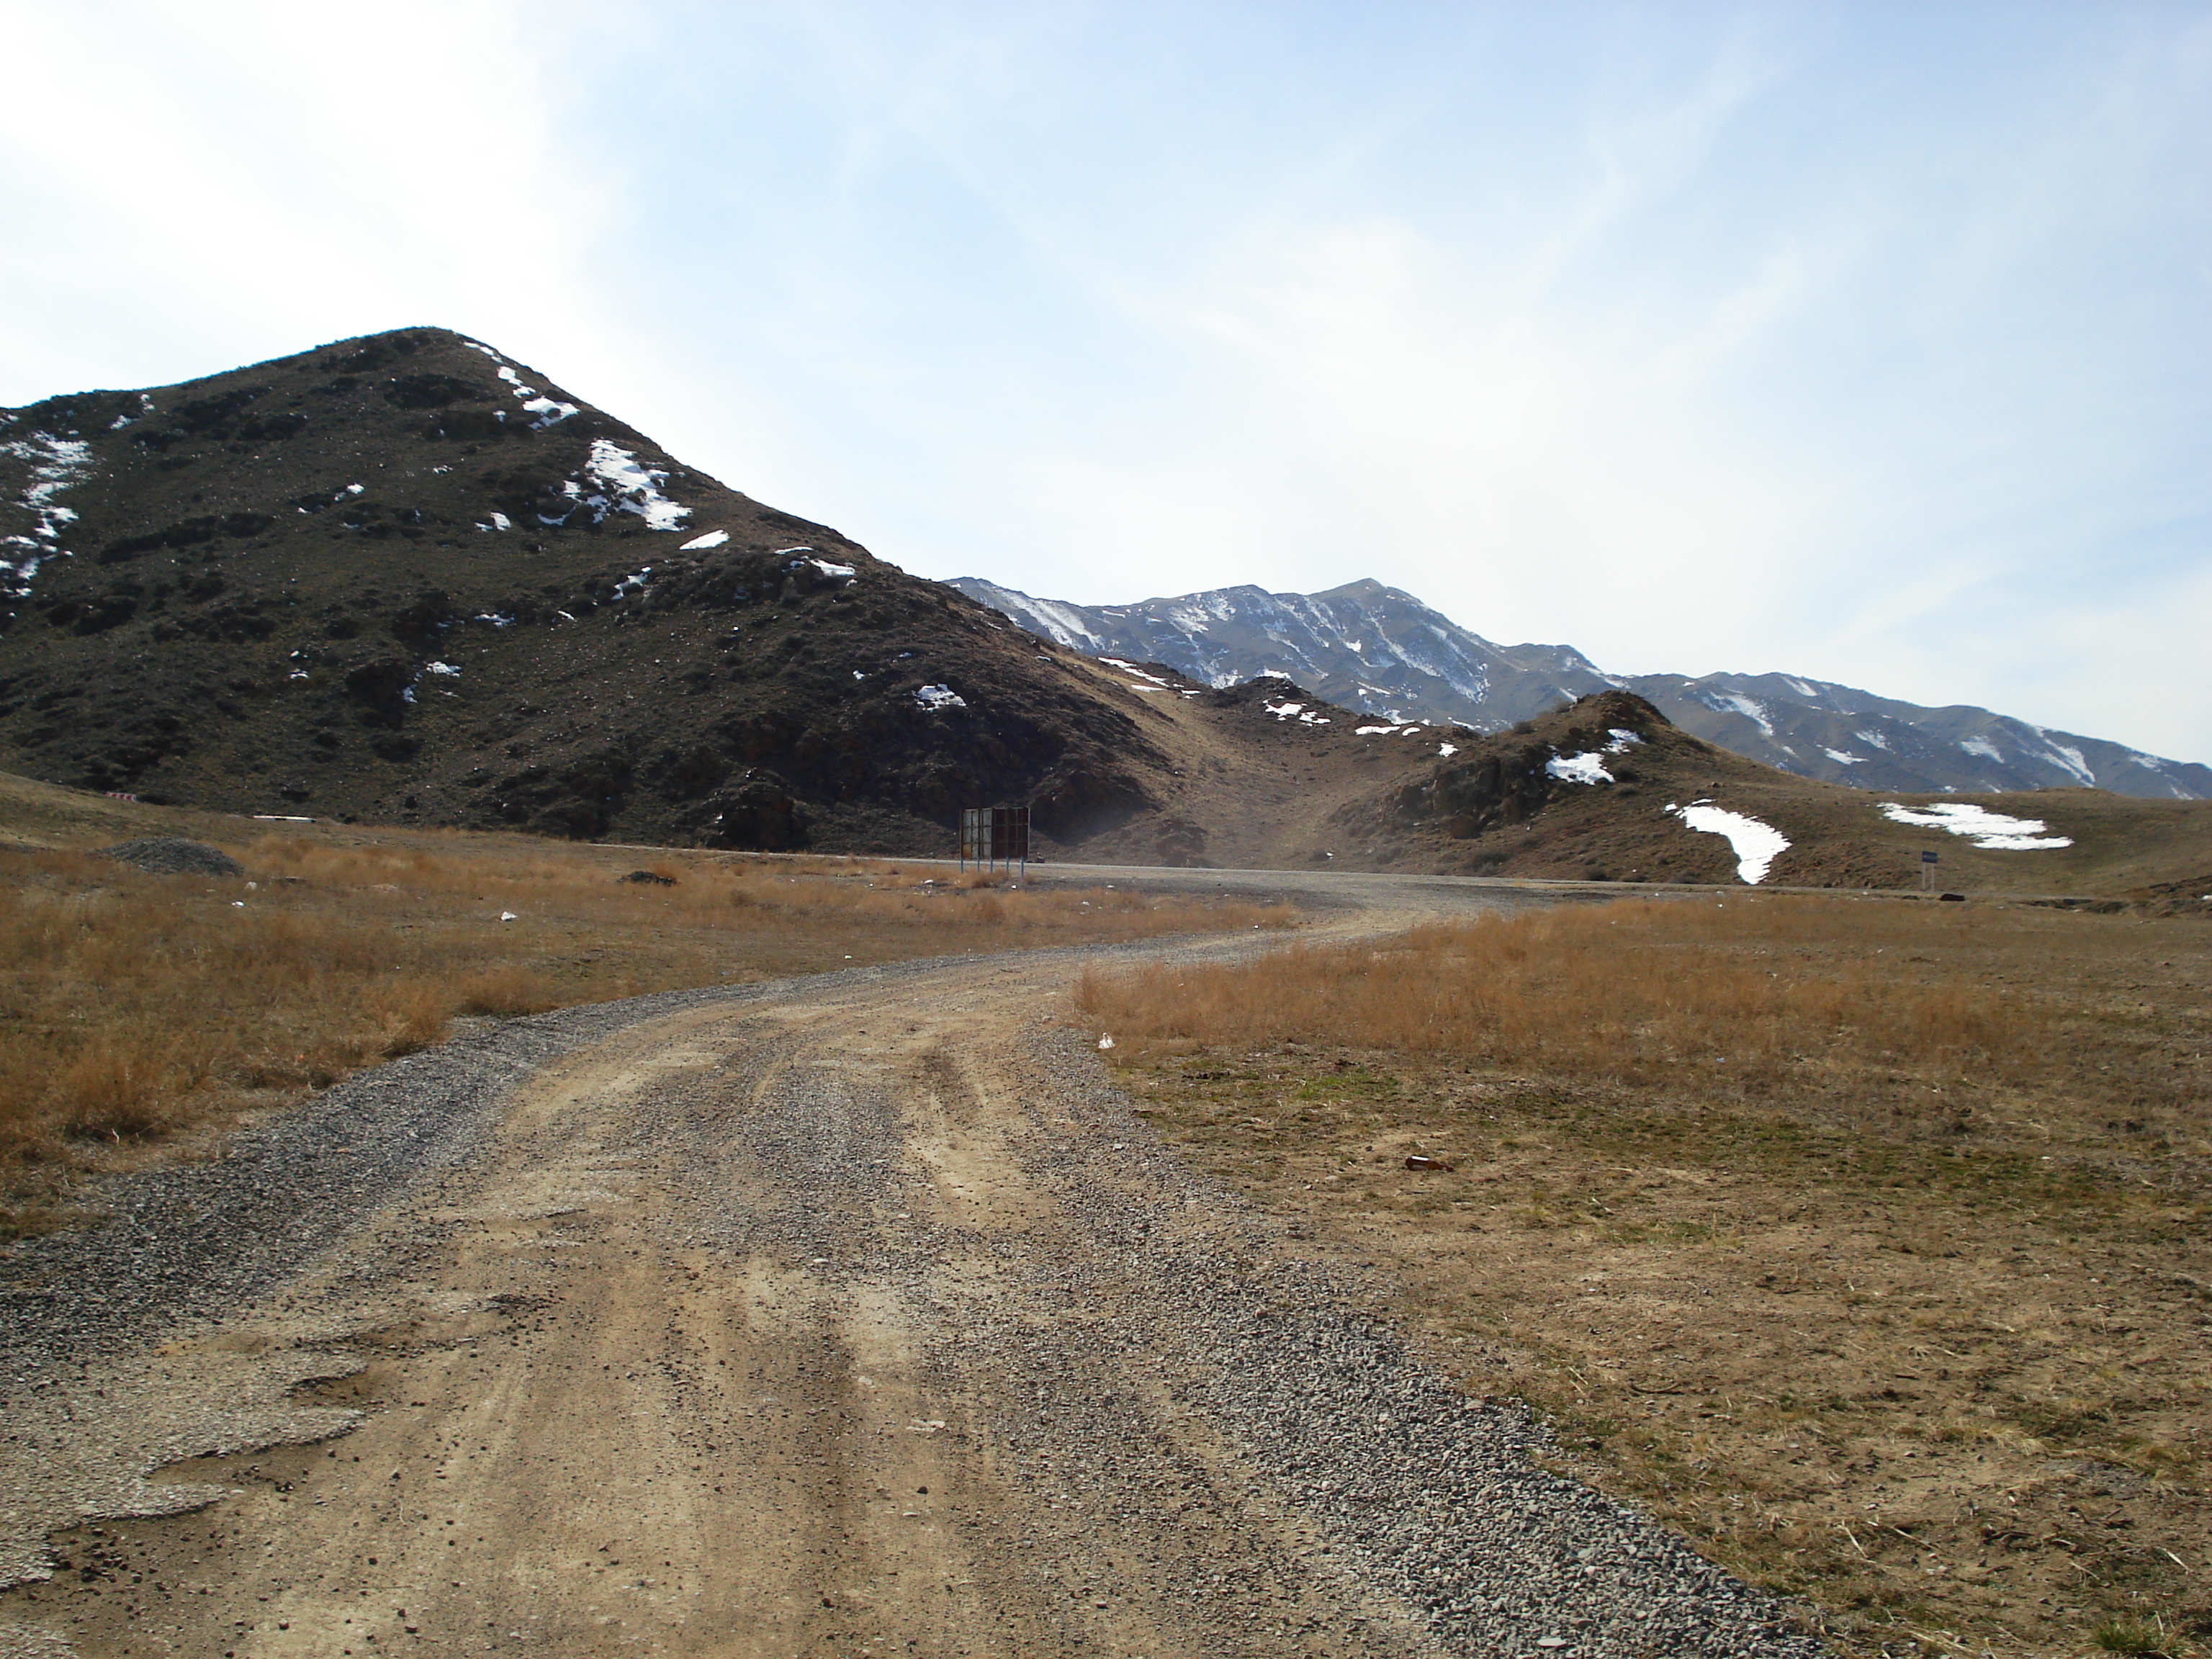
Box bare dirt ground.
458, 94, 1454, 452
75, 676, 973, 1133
0, 874, 1822, 1659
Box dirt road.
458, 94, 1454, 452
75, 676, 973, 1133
0, 871, 1816, 1658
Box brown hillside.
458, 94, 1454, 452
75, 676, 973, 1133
1330, 689, 2212, 897
0, 328, 1413, 858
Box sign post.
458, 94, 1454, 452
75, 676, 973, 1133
959, 806, 1030, 876
1920, 848, 1939, 894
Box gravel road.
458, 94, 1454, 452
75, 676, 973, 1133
0, 869, 1821, 1658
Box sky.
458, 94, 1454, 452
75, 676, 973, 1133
2, 0, 2206, 762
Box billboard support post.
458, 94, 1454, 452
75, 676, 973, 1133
960, 806, 1029, 876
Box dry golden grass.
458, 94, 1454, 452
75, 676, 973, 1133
1079, 896, 2059, 1099
0, 830, 1288, 1233
1084, 894, 2212, 1658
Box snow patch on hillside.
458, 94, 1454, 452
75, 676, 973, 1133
1667, 801, 1789, 884
1878, 801, 2072, 850
2026, 728, 2098, 788
536, 444, 688, 532
1546, 752, 1613, 785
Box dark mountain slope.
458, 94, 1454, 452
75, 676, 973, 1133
0, 328, 1202, 853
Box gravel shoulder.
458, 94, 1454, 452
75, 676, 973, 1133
0, 873, 1820, 1658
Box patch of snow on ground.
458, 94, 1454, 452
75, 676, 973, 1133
475, 511, 512, 533
770, 546, 813, 555
5, 433, 95, 540
914, 684, 966, 711
1437, 742, 1457, 757
521, 397, 578, 429
475, 613, 514, 627
581, 442, 688, 531
424, 662, 460, 676
1355, 725, 1403, 736
806, 558, 856, 580
1262, 700, 1330, 725
1821, 747, 1865, 765
1877, 801, 2072, 850
1668, 801, 1790, 884
1958, 737, 2003, 763
1707, 692, 1775, 738
2028, 728, 2098, 787
1546, 752, 1614, 785
1855, 729, 1891, 751
1100, 657, 1171, 687
1604, 728, 1643, 752
680, 530, 730, 551
613, 568, 652, 597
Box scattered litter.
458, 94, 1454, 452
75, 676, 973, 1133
1666, 801, 1789, 884
1097, 1035, 1115, 1051
1877, 801, 2072, 850
498, 911, 518, 922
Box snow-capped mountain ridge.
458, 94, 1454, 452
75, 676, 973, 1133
953, 576, 1613, 730
948, 577, 2209, 801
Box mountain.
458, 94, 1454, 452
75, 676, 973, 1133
0, 325, 1447, 859
5, 327, 2203, 897
952, 576, 1614, 730
949, 578, 2211, 801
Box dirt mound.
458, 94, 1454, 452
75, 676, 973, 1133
95, 836, 243, 877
